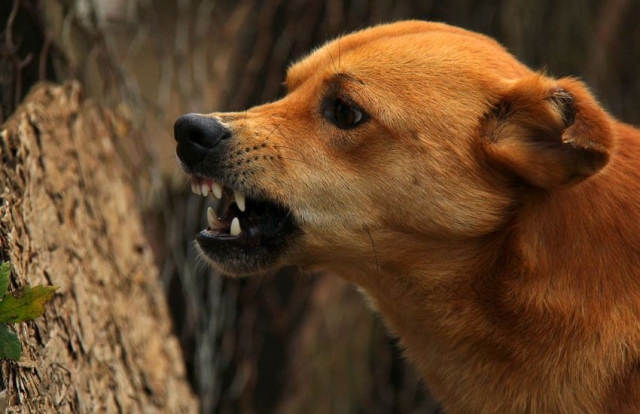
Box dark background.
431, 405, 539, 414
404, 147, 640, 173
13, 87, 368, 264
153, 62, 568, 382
2, 1, 639, 412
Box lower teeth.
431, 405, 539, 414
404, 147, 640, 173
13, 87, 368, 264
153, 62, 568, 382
230, 217, 242, 236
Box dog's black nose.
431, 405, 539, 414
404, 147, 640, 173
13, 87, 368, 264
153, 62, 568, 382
174, 113, 231, 166
174, 113, 231, 148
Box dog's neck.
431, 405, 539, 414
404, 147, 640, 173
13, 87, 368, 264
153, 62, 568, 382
330, 231, 500, 353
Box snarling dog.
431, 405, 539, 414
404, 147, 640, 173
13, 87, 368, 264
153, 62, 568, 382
174, 21, 640, 413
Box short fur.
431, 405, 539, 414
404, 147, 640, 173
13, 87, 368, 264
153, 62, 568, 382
183, 21, 640, 413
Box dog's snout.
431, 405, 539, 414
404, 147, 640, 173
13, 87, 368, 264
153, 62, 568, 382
174, 113, 231, 167
174, 113, 231, 148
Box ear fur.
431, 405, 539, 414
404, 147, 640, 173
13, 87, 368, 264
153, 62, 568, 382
481, 74, 614, 189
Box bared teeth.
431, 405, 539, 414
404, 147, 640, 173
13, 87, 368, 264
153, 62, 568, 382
207, 207, 222, 228
190, 179, 249, 235
234, 191, 246, 212
211, 181, 223, 199
190, 177, 224, 199
230, 217, 241, 236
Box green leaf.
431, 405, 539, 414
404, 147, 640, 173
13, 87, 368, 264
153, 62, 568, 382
0, 285, 58, 324
0, 262, 10, 299
0, 324, 21, 360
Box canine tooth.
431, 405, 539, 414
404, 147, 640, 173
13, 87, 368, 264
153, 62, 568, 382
235, 191, 246, 212
230, 217, 241, 236
201, 184, 210, 197
211, 181, 223, 199
207, 207, 222, 228
192, 182, 201, 195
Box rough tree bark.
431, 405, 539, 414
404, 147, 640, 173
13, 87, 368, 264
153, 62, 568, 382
0, 82, 197, 412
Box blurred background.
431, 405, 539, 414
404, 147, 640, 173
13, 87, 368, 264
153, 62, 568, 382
2, 0, 639, 412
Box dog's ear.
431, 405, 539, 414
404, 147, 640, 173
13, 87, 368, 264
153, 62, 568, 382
481, 74, 614, 189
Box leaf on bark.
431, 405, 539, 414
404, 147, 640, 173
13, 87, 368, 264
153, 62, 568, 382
0, 282, 58, 324
0, 262, 10, 299
0, 324, 21, 361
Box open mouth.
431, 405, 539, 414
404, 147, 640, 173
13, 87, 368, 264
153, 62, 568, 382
189, 175, 297, 273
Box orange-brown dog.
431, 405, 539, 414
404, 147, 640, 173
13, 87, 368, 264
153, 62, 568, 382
174, 21, 640, 413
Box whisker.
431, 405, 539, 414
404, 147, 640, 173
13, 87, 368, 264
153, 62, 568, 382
327, 46, 337, 72
365, 228, 381, 295
261, 123, 281, 142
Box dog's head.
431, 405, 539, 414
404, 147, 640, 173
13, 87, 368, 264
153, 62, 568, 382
174, 21, 613, 277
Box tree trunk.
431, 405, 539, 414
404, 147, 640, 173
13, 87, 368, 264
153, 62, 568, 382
0, 82, 198, 412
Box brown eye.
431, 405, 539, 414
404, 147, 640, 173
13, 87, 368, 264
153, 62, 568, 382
323, 97, 366, 129
336, 99, 362, 127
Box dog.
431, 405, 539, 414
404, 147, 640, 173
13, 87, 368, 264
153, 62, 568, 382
174, 21, 640, 413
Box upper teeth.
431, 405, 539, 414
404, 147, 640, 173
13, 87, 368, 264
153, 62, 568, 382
191, 178, 246, 210
211, 182, 223, 199
192, 179, 223, 199
235, 192, 246, 212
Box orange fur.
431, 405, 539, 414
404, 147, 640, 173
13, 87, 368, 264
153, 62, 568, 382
187, 21, 640, 412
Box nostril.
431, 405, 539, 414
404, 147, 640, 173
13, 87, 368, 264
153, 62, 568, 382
189, 127, 210, 148
174, 113, 231, 149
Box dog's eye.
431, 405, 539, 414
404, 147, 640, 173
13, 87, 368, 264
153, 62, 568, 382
335, 100, 362, 127
324, 98, 365, 129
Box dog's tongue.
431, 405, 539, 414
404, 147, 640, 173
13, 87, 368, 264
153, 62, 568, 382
207, 207, 230, 233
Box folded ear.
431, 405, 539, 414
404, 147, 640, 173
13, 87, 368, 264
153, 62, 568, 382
481, 74, 614, 189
